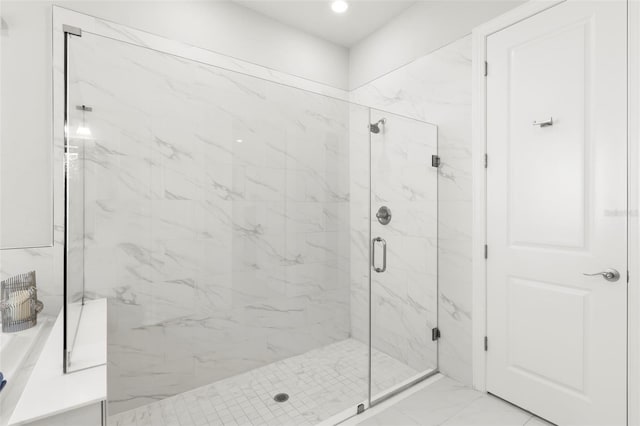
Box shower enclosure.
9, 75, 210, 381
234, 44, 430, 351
63, 24, 439, 425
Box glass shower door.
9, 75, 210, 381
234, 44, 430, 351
64, 29, 373, 424
369, 109, 439, 403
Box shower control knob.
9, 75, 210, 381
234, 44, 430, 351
376, 206, 392, 225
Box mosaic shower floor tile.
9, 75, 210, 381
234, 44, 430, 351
109, 338, 421, 426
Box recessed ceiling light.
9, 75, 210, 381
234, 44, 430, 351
331, 0, 349, 14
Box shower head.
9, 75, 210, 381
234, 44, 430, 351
370, 118, 386, 134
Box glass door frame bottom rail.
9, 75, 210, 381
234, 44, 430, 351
369, 368, 440, 407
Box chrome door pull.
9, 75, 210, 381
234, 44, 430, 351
372, 237, 387, 273
583, 268, 620, 282
533, 117, 553, 127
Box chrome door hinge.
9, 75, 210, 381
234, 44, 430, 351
484, 244, 488, 259
484, 336, 488, 351
484, 154, 488, 168
432, 155, 441, 168
431, 327, 441, 341
628, 270, 630, 283
484, 61, 488, 77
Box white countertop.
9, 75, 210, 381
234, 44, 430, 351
0, 317, 52, 394
9, 299, 107, 425
0, 316, 54, 426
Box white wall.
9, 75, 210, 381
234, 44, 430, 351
348, 1, 523, 89
57, 1, 350, 89
0, 0, 348, 250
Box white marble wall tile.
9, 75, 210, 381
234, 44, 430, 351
347, 105, 371, 348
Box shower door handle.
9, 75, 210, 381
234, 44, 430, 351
372, 237, 387, 273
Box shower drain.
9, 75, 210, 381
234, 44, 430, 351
273, 393, 289, 403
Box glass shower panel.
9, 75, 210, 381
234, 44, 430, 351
369, 109, 439, 402
66, 31, 371, 423
64, 33, 95, 373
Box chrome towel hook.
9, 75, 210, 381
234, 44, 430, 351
533, 117, 553, 127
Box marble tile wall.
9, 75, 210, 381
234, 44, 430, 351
351, 36, 474, 385
67, 132, 87, 305
69, 33, 361, 413
347, 106, 371, 345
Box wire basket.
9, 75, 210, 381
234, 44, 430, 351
0, 271, 44, 333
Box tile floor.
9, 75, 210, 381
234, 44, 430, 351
349, 375, 553, 426
108, 338, 422, 426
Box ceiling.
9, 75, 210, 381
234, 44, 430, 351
233, 0, 418, 47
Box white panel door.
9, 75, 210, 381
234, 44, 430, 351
486, 2, 627, 425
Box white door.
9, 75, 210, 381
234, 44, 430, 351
486, 2, 627, 425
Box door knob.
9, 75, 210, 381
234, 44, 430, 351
583, 269, 620, 282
